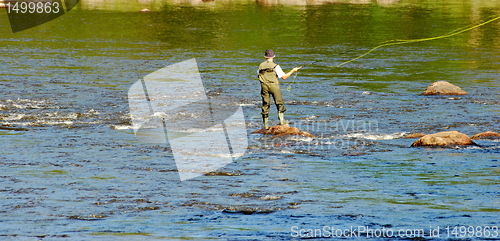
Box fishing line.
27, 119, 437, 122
335, 14, 500, 67
285, 72, 299, 92
285, 14, 500, 91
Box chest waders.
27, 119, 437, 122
258, 60, 287, 129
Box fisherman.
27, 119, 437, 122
258, 49, 302, 129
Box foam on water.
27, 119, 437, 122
0, 99, 52, 110
342, 132, 408, 140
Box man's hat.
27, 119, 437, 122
264, 49, 275, 58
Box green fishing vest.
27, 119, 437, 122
258, 61, 279, 84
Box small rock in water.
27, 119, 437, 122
250, 124, 315, 138
259, 195, 283, 201
471, 131, 500, 140
222, 207, 278, 215
0, 125, 28, 131
420, 81, 468, 95
411, 131, 477, 147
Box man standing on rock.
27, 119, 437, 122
257, 49, 302, 129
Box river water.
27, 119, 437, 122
1, 0, 499, 240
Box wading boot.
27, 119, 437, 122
263, 116, 269, 129
278, 112, 287, 125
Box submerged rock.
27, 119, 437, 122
411, 131, 477, 147
222, 207, 278, 215
0, 125, 28, 131
251, 124, 315, 138
421, 81, 468, 95
403, 133, 426, 139
471, 131, 500, 140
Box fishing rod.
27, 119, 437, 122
284, 47, 357, 92
285, 46, 359, 91
285, 14, 500, 91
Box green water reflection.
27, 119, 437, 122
2, 0, 499, 96
2, 0, 500, 50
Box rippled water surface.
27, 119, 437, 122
1, 0, 499, 240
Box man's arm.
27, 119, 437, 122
280, 66, 302, 80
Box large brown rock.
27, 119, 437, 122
471, 131, 500, 140
411, 131, 477, 147
421, 81, 468, 95
251, 124, 315, 138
